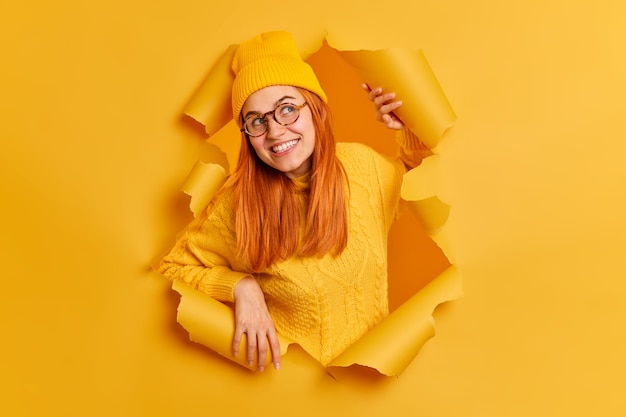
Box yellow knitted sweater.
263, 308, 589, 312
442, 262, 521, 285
158, 129, 429, 365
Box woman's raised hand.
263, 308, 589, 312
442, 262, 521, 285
232, 276, 281, 372
362, 84, 405, 130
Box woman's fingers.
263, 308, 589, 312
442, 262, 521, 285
232, 276, 281, 372
374, 91, 396, 107
232, 326, 243, 358
255, 333, 270, 372
379, 100, 402, 117
233, 326, 280, 372
267, 327, 281, 370
362, 84, 404, 129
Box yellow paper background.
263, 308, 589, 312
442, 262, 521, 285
2, 1, 626, 416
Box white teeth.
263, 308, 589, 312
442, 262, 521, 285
272, 139, 298, 153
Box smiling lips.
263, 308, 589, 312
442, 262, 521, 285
272, 139, 299, 154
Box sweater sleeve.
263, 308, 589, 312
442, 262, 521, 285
368, 128, 432, 230
394, 127, 433, 171
157, 198, 250, 303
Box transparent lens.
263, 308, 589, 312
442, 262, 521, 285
275, 103, 299, 125
245, 116, 267, 136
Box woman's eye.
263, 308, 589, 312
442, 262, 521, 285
279, 104, 295, 115
250, 117, 266, 127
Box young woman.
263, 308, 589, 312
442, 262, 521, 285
158, 31, 431, 371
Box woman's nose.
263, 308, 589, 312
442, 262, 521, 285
266, 117, 286, 137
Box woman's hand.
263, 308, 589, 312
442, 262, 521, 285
232, 276, 281, 372
362, 84, 405, 130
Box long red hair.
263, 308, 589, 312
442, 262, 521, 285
227, 88, 348, 271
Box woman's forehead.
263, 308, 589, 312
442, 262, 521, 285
243, 85, 303, 112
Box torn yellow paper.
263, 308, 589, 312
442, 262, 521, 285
333, 48, 456, 149
327, 265, 462, 376
402, 155, 442, 200
292, 28, 328, 61
171, 265, 461, 376
183, 44, 238, 136
184, 38, 455, 150
172, 280, 291, 370
180, 161, 226, 217
201, 120, 242, 175
401, 155, 451, 234
182, 34, 325, 137
169, 32, 458, 376
406, 197, 451, 234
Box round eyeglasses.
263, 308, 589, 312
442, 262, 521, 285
240, 102, 308, 137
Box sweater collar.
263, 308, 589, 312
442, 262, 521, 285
290, 171, 311, 193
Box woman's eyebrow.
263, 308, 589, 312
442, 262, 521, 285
243, 95, 298, 119
274, 95, 296, 106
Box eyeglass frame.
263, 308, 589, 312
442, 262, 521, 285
240, 102, 308, 137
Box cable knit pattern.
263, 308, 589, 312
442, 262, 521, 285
158, 129, 430, 365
